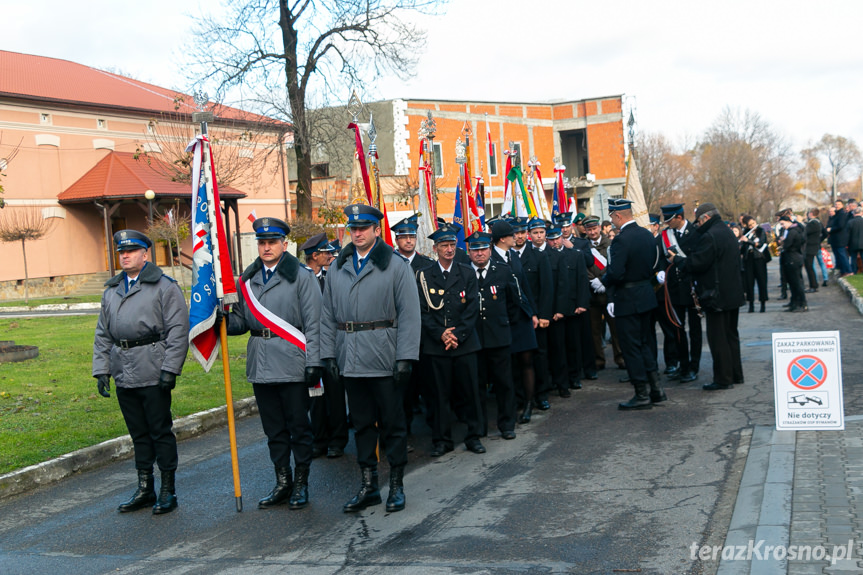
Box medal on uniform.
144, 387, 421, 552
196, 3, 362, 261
491, 285, 498, 300
459, 290, 466, 303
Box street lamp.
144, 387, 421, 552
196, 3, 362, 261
144, 189, 156, 261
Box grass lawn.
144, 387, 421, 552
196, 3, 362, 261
844, 274, 863, 293
0, 315, 252, 475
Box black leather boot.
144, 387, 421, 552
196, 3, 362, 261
618, 381, 653, 410
152, 469, 178, 515
258, 466, 292, 509
343, 467, 381, 512
518, 401, 532, 423
385, 466, 406, 512
118, 468, 156, 513
760, 301, 766, 313
289, 464, 310, 510
647, 371, 667, 403
748, 301, 755, 313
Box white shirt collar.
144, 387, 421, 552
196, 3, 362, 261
439, 261, 453, 274
621, 220, 637, 230
493, 245, 509, 260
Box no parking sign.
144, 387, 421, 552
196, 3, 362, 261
773, 331, 844, 430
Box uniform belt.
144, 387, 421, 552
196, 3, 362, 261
336, 320, 394, 333
250, 328, 275, 339
621, 279, 653, 289
116, 333, 164, 350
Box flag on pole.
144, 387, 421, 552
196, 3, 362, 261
526, 159, 551, 221
247, 209, 257, 224
186, 135, 238, 372
552, 163, 567, 217
624, 150, 650, 227
452, 182, 468, 249
504, 164, 535, 218
416, 139, 437, 256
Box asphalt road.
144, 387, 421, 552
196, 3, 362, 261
1, 279, 861, 575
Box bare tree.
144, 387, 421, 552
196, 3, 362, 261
146, 204, 191, 288
185, 0, 446, 219
635, 131, 693, 211
799, 134, 862, 202
0, 207, 58, 303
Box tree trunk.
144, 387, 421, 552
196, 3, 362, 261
21, 238, 29, 304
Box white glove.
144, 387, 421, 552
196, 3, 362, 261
606, 302, 615, 318
656, 271, 666, 285
590, 277, 606, 293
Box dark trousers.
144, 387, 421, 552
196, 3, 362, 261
671, 304, 702, 374
403, 355, 429, 434
310, 370, 348, 451
743, 258, 769, 302
853, 250, 863, 273
528, 326, 553, 402
652, 301, 679, 369
547, 319, 569, 391
253, 382, 313, 468
784, 260, 807, 309
563, 314, 591, 383
427, 353, 482, 447
477, 346, 516, 434
576, 311, 596, 375
804, 252, 819, 289
705, 309, 743, 386
833, 245, 852, 275
116, 385, 178, 472
344, 376, 407, 469
615, 311, 658, 383
590, 301, 623, 368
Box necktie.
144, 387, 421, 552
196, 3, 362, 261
127, 279, 136, 293
264, 269, 273, 283
506, 252, 511, 265
442, 270, 449, 281
478, 268, 486, 281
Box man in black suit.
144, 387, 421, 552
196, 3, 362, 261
778, 215, 807, 312
544, 224, 574, 397
556, 213, 597, 380
650, 213, 679, 377
468, 230, 521, 440
416, 225, 486, 456
392, 214, 435, 441
511, 217, 553, 421
669, 203, 744, 390
659, 204, 702, 383
555, 224, 593, 393
601, 199, 664, 410
301, 233, 347, 460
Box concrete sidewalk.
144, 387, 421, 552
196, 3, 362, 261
717, 416, 863, 574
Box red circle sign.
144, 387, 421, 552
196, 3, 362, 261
787, 355, 828, 390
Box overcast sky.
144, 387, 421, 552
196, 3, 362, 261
5, 0, 862, 157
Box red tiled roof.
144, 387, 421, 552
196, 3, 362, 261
58, 151, 245, 203
0, 50, 284, 126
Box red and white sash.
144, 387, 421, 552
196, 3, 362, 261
591, 247, 607, 271
239, 278, 307, 351
661, 228, 686, 258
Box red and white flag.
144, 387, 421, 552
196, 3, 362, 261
247, 209, 257, 224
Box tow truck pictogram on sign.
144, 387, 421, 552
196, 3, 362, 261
787, 355, 827, 390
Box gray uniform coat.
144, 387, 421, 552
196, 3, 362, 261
92, 262, 189, 388
320, 238, 421, 377
227, 253, 321, 384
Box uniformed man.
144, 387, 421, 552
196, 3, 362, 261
650, 212, 680, 377
225, 218, 321, 510
659, 204, 702, 383
467, 230, 520, 440
300, 232, 348, 460
416, 225, 485, 456
583, 216, 625, 372
320, 203, 421, 513
554, 220, 592, 391
601, 199, 665, 410
528, 217, 548, 251
391, 214, 434, 444
93, 229, 189, 515
544, 224, 574, 396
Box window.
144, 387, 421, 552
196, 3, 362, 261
512, 142, 523, 167
432, 142, 443, 177
40, 113, 51, 125
488, 142, 498, 176
97, 119, 107, 130
311, 163, 329, 178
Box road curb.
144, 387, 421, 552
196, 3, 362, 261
0, 302, 101, 314
836, 276, 863, 316
0, 396, 258, 501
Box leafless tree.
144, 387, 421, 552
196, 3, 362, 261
799, 134, 862, 202
0, 207, 58, 303
184, 0, 447, 220
635, 131, 693, 211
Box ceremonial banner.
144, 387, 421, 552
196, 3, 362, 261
624, 150, 650, 227
552, 164, 567, 217
505, 165, 535, 218
416, 139, 437, 256
527, 160, 551, 221
186, 135, 238, 372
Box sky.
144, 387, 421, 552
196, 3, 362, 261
4, 0, 863, 156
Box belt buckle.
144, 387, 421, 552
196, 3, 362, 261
119, 339, 130, 350
262, 328, 272, 339
344, 321, 354, 333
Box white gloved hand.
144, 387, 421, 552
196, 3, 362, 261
606, 302, 615, 318
656, 270, 666, 285
590, 277, 606, 293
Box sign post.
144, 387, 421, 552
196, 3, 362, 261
772, 331, 844, 431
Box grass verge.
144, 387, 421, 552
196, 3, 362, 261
843, 274, 863, 293
0, 295, 103, 308
0, 315, 251, 474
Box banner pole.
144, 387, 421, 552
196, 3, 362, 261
219, 319, 243, 512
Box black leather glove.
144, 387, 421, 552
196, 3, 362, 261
393, 360, 412, 387
214, 308, 225, 327
96, 374, 111, 398
158, 370, 176, 392
304, 366, 323, 386
323, 358, 340, 382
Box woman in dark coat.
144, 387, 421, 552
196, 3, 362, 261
740, 215, 770, 313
